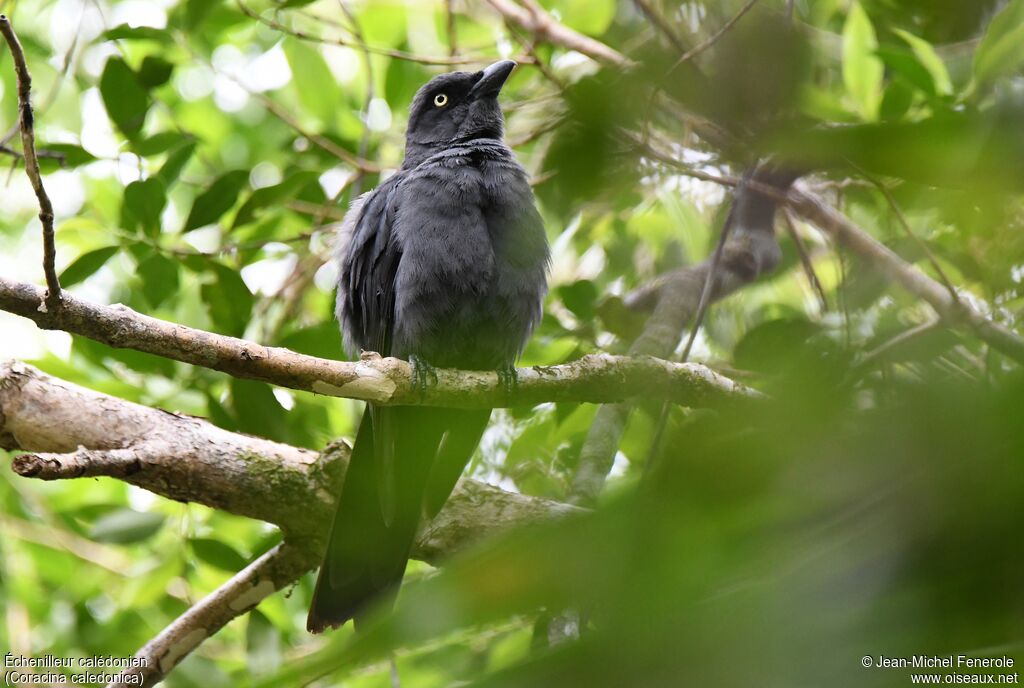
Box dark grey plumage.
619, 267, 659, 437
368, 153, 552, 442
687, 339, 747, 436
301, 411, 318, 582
308, 61, 549, 633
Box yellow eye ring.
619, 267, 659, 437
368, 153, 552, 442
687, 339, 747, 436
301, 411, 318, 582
433, 93, 448, 107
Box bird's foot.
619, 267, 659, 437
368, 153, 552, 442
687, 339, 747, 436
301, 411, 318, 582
496, 363, 518, 398
409, 354, 439, 397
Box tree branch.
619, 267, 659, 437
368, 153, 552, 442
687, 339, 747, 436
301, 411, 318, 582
788, 187, 1024, 364
0, 359, 581, 545
570, 168, 796, 504
0, 15, 60, 311
111, 543, 315, 688
1, 359, 583, 683
0, 278, 756, 409
621, 158, 1024, 366
673, 0, 762, 67
632, 0, 689, 55
12, 446, 150, 480
484, 0, 632, 67
781, 208, 829, 312
236, 0, 507, 66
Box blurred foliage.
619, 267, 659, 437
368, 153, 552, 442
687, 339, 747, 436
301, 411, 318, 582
0, 0, 1022, 685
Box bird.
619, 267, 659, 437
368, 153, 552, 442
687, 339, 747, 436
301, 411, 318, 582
307, 60, 550, 633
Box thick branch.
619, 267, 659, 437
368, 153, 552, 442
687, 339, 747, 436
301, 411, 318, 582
0, 359, 579, 549
0, 277, 755, 408
2, 359, 582, 684
0, 15, 60, 310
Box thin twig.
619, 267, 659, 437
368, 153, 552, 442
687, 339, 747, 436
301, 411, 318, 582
672, 0, 762, 67
856, 317, 941, 371
507, 114, 567, 148
287, 198, 349, 221
218, 64, 386, 173
861, 170, 961, 305
0, 144, 67, 164
789, 187, 1024, 364
683, 172, 751, 362
337, 0, 374, 198
182, 9, 384, 173
485, 0, 632, 67
620, 143, 1024, 364
1, 14, 61, 311
645, 172, 752, 473
505, 23, 565, 89
632, 0, 689, 55
782, 208, 829, 312
446, 0, 458, 58
237, 0, 503, 66
109, 543, 316, 688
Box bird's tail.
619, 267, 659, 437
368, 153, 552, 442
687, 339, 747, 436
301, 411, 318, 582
306, 406, 488, 633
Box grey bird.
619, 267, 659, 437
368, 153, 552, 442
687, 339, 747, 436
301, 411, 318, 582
307, 60, 550, 633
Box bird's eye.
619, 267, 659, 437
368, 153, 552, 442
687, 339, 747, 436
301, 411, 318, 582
433, 93, 448, 107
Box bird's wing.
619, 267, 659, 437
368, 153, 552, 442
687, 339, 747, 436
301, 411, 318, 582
341, 178, 404, 358
340, 177, 406, 525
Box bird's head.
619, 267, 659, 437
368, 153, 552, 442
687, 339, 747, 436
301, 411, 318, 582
404, 60, 516, 163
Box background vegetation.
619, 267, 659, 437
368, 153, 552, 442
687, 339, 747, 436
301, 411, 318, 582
1, 0, 1022, 686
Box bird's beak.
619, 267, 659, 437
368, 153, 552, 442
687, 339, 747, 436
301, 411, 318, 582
469, 60, 517, 99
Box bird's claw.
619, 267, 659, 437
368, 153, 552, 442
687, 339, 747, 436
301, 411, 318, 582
409, 354, 438, 397
497, 364, 518, 397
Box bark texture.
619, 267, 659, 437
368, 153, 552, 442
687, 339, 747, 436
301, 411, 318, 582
1, 359, 583, 685
0, 277, 755, 409
1, 359, 580, 554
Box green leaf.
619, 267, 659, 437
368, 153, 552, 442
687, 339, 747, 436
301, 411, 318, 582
246, 611, 282, 677
183, 0, 221, 29
137, 55, 174, 89
229, 378, 287, 441
36, 143, 96, 173
876, 46, 937, 96
122, 177, 167, 236
278, 321, 343, 359
892, 29, 952, 96
101, 24, 170, 42
543, 0, 615, 36
842, 2, 884, 121
138, 252, 179, 308
122, 556, 181, 607
733, 318, 823, 375
191, 538, 248, 572
384, 57, 431, 112
89, 509, 165, 544
282, 39, 341, 127
202, 262, 254, 335
232, 170, 320, 229
359, 2, 407, 46
156, 141, 197, 188
59, 246, 119, 287
99, 57, 151, 139
973, 0, 1024, 87
136, 131, 189, 156
879, 78, 916, 121
557, 280, 599, 320
183, 170, 249, 232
